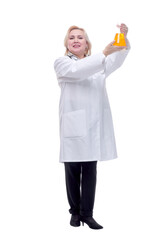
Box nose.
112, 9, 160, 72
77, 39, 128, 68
74, 37, 79, 42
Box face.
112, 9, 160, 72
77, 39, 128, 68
67, 29, 88, 59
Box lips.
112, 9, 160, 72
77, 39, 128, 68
73, 44, 81, 48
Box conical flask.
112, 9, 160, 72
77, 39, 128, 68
113, 33, 126, 46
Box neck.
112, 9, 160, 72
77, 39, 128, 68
68, 51, 85, 59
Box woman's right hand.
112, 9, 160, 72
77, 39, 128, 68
103, 41, 126, 57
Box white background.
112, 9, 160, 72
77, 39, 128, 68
0, 0, 160, 239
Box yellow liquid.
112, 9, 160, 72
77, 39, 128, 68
113, 33, 126, 46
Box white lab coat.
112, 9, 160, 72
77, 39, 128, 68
54, 42, 130, 162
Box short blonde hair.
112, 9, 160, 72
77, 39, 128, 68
64, 25, 92, 56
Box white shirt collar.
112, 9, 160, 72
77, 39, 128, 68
67, 51, 89, 60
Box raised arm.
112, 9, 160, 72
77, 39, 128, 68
54, 53, 106, 83
102, 23, 130, 77
103, 38, 131, 77
54, 23, 130, 82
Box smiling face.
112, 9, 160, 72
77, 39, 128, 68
67, 29, 88, 59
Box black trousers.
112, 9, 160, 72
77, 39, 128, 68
64, 161, 97, 217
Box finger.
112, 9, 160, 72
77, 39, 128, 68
120, 27, 128, 35
118, 46, 126, 50
117, 23, 126, 28
117, 24, 127, 35
119, 23, 128, 29
114, 45, 126, 51
109, 40, 115, 46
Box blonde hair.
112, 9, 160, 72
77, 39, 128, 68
64, 25, 92, 56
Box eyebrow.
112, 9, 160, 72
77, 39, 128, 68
69, 35, 83, 37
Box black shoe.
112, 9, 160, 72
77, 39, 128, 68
70, 214, 80, 227
80, 216, 103, 229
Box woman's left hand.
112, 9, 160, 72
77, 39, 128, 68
117, 23, 128, 37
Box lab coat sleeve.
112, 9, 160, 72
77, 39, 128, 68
54, 53, 106, 83
104, 38, 131, 78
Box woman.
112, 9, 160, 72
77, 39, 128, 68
54, 24, 130, 229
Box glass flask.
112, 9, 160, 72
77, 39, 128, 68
113, 33, 126, 46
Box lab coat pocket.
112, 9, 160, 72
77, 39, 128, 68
63, 109, 87, 138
